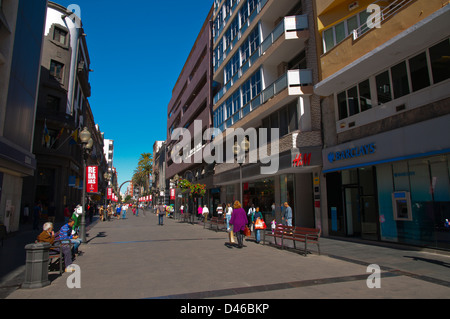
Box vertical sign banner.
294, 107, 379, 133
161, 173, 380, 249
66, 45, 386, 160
86, 166, 98, 193
107, 188, 112, 199
170, 189, 175, 200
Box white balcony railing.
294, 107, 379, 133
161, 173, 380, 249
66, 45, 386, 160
214, 14, 309, 105
217, 69, 313, 130
353, 0, 415, 40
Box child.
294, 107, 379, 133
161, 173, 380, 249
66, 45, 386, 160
271, 219, 276, 234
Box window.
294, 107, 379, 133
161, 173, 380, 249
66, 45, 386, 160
375, 71, 392, 104
334, 22, 346, 44
429, 38, 450, 84
409, 52, 430, 92
358, 80, 372, 112
250, 70, 261, 98
46, 95, 60, 112
232, 90, 240, 114
323, 28, 334, 53
262, 102, 298, 139
53, 27, 67, 45
391, 61, 410, 99
337, 91, 348, 120
50, 60, 64, 80
280, 108, 288, 137
288, 102, 298, 132
242, 79, 251, 106
346, 15, 358, 35
347, 86, 360, 116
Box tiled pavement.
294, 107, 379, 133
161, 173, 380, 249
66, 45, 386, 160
2, 208, 450, 300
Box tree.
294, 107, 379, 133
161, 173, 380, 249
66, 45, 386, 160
132, 153, 153, 193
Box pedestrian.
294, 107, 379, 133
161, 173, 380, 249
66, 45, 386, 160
121, 204, 127, 219
116, 204, 121, 220
64, 205, 71, 223
229, 200, 248, 248
254, 207, 264, 244
37, 222, 73, 271
225, 203, 232, 231
48, 202, 56, 223
247, 204, 256, 232
33, 201, 41, 230
158, 204, 164, 225
202, 205, 209, 223
56, 218, 82, 256
271, 202, 276, 217
216, 203, 223, 218
89, 204, 94, 223
23, 204, 29, 224
198, 205, 203, 221
283, 202, 292, 226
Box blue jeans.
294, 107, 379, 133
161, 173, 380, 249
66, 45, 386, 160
255, 229, 261, 243
158, 214, 164, 225
70, 238, 82, 253
122, 210, 126, 219
226, 215, 231, 230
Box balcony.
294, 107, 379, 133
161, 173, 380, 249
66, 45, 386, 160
214, 14, 309, 105
316, 0, 450, 96
219, 69, 313, 131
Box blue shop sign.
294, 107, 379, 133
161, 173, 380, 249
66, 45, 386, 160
328, 143, 376, 163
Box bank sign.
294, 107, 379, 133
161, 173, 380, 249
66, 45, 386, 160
328, 143, 376, 163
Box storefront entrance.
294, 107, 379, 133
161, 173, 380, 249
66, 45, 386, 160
327, 167, 379, 240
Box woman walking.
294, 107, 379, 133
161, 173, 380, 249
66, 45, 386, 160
229, 201, 248, 248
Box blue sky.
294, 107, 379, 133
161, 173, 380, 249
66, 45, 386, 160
56, 0, 213, 189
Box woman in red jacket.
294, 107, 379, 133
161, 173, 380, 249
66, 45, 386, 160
229, 201, 247, 248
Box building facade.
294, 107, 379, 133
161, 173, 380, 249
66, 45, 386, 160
211, 0, 322, 226
165, 6, 214, 213
0, 0, 48, 232
314, 0, 450, 250
22, 1, 102, 221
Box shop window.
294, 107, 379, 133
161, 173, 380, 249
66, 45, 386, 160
429, 38, 450, 84
409, 52, 430, 92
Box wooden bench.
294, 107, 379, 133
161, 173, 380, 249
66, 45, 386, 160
263, 225, 321, 256
37, 240, 73, 274
181, 213, 191, 223
292, 227, 321, 256
207, 216, 226, 232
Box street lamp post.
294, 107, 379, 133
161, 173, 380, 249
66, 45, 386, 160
104, 172, 111, 221
79, 127, 93, 243
234, 138, 249, 204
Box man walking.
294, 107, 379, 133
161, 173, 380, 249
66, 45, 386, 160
282, 202, 293, 227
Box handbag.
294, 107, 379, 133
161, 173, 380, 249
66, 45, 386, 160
228, 231, 236, 244
244, 226, 251, 237
255, 218, 267, 230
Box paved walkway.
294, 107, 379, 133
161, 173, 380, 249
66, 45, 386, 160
2, 209, 450, 300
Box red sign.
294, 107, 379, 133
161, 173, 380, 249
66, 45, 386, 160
293, 153, 311, 167
150, 195, 152, 202
170, 188, 175, 200
107, 188, 112, 199
86, 165, 98, 193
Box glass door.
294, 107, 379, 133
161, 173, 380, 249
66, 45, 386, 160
343, 186, 362, 236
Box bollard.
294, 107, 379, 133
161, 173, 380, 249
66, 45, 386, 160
22, 242, 51, 289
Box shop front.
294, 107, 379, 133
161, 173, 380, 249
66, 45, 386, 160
214, 147, 322, 228
323, 114, 450, 250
